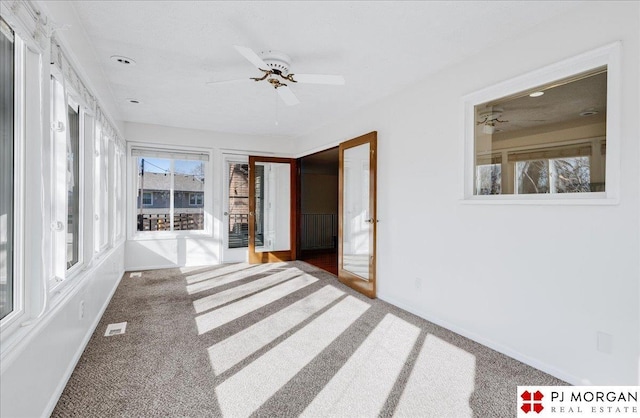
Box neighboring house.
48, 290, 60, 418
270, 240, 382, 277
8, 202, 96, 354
137, 172, 204, 213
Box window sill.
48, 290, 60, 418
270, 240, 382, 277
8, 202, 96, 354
460, 192, 619, 206
130, 230, 213, 241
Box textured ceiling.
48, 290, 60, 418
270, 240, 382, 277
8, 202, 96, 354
61, 1, 584, 138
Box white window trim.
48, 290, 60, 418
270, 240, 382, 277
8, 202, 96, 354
461, 42, 621, 205
1, 33, 26, 332
128, 142, 213, 240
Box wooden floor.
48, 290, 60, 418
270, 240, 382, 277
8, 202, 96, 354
300, 249, 338, 275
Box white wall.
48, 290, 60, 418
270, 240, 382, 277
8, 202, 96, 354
0, 246, 125, 418
296, 2, 640, 385
124, 122, 294, 269
0, 2, 129, 416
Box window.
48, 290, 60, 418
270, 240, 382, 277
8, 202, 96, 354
66, 103, 81, 269
189, 193, 203, 206
133, 148, 208, 233
0, 19, 15, 321
463, 43, 620, 202
142, 192, 153, 206
475, 154, 502, 195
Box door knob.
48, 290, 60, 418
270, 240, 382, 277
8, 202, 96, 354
223, 211, 229, 216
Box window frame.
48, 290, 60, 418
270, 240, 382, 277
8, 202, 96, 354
461, 42, 621, 205
65, 97, 84, 274
49, 73, 93, 289
0, 24, 26, 331
128, 143, 212, 239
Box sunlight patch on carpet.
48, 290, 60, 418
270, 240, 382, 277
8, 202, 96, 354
301, 313, 420, 417
207, 285, 345, 374
186, 263, 281, 295
185, 262, 264, 284
394, 334, 476, 417
195, 274, 318, 334
215, 295, 370, 417
193, 267, 303, 314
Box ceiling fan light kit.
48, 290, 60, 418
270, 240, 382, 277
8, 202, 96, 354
208, 45, 345, 106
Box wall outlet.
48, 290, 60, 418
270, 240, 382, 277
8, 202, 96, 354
79, 300, 85, 320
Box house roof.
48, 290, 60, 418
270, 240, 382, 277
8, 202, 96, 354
140, 172, 204, 192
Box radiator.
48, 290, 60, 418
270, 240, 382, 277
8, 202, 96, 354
301, 214, 337, 250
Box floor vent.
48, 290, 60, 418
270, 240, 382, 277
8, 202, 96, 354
129, 272, 142, 278
104, 322, 127, 337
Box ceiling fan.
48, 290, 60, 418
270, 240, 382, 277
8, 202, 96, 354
207, 45, 345, 106
477, 107, 509, 134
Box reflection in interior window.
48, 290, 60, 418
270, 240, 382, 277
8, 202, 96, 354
474, 67, 607, 195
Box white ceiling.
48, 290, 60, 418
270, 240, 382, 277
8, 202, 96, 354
54, 1, 585, 138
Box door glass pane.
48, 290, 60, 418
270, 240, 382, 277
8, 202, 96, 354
254, 162, 290, 252
228, 162, 249, 248
342, 143, 370, 280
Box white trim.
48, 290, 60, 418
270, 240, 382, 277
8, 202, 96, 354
378, 292, 580, 386
461, 42, 622, 205
1, 34, 27, 332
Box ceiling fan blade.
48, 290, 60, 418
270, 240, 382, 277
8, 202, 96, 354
277, 86, 300, 106
234, 45, 268, 70
206, 78, 252, 86
292, 74, 345, 85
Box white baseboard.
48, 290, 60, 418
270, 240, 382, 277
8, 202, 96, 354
124, 263, 182, 272
378, 292, 580, 386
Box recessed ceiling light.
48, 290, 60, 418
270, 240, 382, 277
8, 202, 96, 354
125, 98, 140, 104
111, 55, 136, 65
529, 91, 544, 97
579, 109, 598, 117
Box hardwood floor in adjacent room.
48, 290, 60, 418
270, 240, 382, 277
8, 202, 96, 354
300, 249, 338, 275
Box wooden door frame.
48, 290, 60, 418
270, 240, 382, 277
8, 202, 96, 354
338, 131, 377, 298
248, 156, 298, 263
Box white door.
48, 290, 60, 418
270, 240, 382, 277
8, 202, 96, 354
222, 155, 249, 263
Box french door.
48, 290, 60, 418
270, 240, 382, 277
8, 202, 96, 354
248, 156, 297, 263
339, 131, 377, 298
222, 156, 250, 263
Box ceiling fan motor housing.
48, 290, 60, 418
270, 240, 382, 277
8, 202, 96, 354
260, 51, 292, 75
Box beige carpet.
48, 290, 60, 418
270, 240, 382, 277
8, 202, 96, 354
52, 261, 566, 417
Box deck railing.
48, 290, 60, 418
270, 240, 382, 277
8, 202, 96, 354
137, 212, 204, 231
